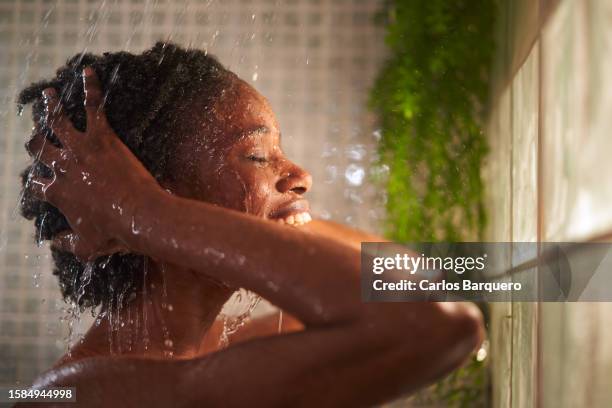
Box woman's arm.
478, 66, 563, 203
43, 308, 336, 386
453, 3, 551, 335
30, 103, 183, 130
33, 303, 481, 408
300, 219, 389, 250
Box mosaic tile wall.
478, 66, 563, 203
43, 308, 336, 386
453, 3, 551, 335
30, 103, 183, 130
486, 1, 612, 406
0, 0, 387, 385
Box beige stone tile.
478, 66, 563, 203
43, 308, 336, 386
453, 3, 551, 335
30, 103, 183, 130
541, 303, 612, 407
540, 302, 566, 408
511, 301, 537, 408
541, 0, 610, 240
485, 88, 512, 242
512, 44, 539, 243
578, 0, 612, 239
489, 302, 512, 408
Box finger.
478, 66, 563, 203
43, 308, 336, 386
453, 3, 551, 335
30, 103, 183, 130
52, 231, 123, 261
26, 132, 64, 168
42, 88, 79, 148
26, 175, 54, 202
52, 231, 98, 262
82, 67, 108, 129
25, 130, 47, 156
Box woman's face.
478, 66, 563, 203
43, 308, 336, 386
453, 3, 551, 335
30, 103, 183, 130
165, 76, 313, 226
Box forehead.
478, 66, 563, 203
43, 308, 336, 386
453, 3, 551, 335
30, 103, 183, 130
207, 78, 279, 141
166, 78, 280, 178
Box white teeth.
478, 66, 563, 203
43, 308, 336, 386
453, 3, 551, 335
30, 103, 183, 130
277, 212, 312, 226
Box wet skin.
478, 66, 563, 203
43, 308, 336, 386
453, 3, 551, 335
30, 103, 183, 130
23, 67, 485, 407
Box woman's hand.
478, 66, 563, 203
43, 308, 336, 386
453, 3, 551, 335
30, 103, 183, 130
27, 67, 163, 260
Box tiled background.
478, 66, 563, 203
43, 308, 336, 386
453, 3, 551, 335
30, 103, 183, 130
486, 0, 612, 406
0, 0, 387, 385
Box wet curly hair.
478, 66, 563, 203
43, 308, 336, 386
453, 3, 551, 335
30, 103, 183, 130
17, 42, 234, 311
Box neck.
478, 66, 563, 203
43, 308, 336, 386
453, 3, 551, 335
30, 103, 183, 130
64, 259, 234, 363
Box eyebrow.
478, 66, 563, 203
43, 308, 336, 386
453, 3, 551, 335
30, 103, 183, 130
241, 126, 269, 138
239, 125, 281, 141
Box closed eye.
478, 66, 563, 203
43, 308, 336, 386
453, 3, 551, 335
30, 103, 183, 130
247, 155, 268, 163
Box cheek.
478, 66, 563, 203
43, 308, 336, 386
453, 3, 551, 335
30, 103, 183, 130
216, 166, 275, 216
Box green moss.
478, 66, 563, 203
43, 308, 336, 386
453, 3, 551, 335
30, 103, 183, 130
370, 0, 496, 243
369, 1, 497, 406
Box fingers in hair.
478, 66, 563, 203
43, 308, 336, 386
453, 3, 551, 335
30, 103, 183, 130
82, 67, 108, 129
42, 87, 78, 148
26, 132, 63, 169
51, 230, 80, 254
27, 175, 54, 202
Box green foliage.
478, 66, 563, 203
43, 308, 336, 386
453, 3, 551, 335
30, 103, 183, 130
370, 1, 497, 406
411, 356, 488, 407
370, 0, 496, 242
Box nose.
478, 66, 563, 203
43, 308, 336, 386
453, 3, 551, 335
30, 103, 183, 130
276, 161, 312, 195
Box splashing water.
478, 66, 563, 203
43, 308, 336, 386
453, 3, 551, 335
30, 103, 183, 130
59, 261, 97, 355
159, 263, 174, 358
36, 213, 47, 248
277, 310, 283, 334
141, 256, 150, 351
59, 301, 82, 357
345, 164, 365, 186
75, 262, 94, 307
218, 289, 261, 348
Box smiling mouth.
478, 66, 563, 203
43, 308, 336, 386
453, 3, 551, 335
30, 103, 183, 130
275, 211, 312, 226
269, 199, 312, 226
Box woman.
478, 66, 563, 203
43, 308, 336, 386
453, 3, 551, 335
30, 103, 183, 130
19, 43, 483, 407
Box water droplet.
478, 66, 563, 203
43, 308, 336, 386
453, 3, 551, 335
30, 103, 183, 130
204, 247, 225, 263
318, 210, 331, 220
325, 165, 338, 183
266, 281, 280, 292
131, 217, 141, 235
372, 129, 382, 141
345, 164, 365, 186
346, 144, 366, 161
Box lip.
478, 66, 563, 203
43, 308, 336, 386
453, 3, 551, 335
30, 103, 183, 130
269, 199, 310, 220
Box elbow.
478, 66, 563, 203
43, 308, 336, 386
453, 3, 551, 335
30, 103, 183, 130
376, 301, 485, 352
443, 302, 485, 356
379, 302, 485, 377
424, 302, 485, 374
351, 302, 485, 400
